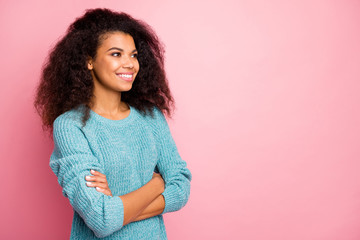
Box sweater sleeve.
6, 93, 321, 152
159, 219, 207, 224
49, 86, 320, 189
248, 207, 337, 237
153, 110, 192, 214
50, 116, 124, 238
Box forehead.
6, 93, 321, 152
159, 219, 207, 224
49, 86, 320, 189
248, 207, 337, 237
98, 31, 136, 49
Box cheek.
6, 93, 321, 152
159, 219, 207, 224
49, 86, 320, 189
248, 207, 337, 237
109, 60, 121, 70
97, 58, 119, 71
135, 60, 140, 72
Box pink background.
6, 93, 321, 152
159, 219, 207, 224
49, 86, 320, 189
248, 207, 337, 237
1, 0, 360, 239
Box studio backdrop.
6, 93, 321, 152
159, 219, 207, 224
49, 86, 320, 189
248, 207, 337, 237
1, 0, 360, 239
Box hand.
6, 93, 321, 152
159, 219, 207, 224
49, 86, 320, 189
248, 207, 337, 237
85, 170, 113, 196
152, 172, 165, 192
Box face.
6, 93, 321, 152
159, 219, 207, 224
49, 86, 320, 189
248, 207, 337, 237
87, 31, 139, 94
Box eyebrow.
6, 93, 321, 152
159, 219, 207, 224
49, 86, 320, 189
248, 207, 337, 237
107, 47, 137, 53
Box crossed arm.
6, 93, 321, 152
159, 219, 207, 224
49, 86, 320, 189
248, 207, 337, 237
85, 170, 165, 224
51, 110, 191, 237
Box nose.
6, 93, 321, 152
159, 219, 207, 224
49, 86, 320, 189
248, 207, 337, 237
122, 56, 134, 69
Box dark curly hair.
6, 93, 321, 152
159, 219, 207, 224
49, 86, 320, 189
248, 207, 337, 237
34, 8, 174, 131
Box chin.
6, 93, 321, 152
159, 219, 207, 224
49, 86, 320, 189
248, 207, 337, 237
119, 85, 133, 92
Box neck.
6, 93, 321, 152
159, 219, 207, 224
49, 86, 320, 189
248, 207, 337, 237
90, 82, 129, 120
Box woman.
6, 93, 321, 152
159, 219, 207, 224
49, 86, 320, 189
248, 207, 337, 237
34, 8, 191, 239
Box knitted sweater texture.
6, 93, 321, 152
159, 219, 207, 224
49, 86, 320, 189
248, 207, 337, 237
50, 106, 192, 239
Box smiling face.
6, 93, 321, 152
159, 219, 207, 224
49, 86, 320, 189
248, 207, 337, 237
87, 31, 139, 95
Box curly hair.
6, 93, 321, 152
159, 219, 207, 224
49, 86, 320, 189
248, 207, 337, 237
34, 8, 174, 131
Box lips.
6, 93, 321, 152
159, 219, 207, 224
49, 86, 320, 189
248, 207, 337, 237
116, 73, 135, 82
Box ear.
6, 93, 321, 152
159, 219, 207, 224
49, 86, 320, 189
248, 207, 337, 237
87, 57, 93, 70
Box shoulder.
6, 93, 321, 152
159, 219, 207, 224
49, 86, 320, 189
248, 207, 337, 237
54, 107, 85, 128
134, 107, 171, 136
53, 107, 86, 137
52, 107, 94, 150
133, 106, 167, 124
152, 107, 166, 120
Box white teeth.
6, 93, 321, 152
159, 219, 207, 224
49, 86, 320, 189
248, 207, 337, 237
118, 74, 132, 78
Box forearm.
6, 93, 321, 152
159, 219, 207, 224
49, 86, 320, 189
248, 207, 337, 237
132, 194, 165, 222
119, 177, 164, 226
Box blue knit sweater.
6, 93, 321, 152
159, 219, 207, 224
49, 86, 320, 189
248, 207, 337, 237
50, 106, 192, 239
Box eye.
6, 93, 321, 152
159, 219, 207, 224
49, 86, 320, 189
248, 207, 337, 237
111, 52, 121, 57
131, 53, 138, 58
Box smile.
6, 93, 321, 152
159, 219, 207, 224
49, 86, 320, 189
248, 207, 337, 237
116, 73, 134, 81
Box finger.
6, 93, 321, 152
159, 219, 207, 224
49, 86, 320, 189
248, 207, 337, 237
96, 187, 112, 196
86, 181, 108, 189
85, 175, 107, 183
90, 170, 106, 178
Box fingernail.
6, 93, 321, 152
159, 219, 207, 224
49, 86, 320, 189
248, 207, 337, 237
91, 170, 95, 173
85, 176, 91, 180
96, 187, 102, 191
86, 182, 93, 186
